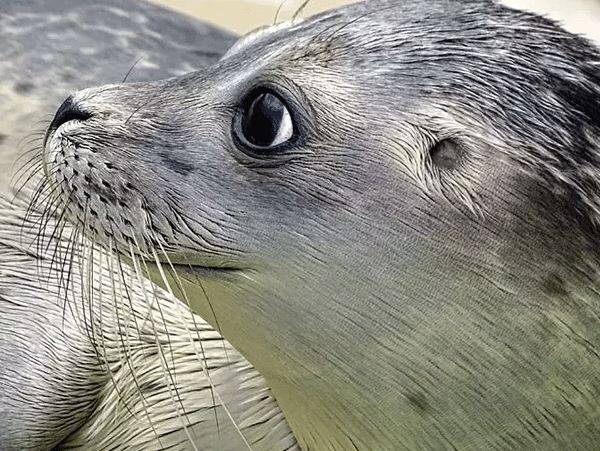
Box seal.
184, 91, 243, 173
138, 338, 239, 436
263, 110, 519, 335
39, 0, 600, 450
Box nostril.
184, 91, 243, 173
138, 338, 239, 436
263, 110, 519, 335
49, 95, 93, 131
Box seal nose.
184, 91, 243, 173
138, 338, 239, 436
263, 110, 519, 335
49, 95, 93, 132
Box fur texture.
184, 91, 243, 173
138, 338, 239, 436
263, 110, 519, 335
35, 1, 600, 450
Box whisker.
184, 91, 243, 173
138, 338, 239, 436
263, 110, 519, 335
151, 244, 254, 450
106, 233, 162, 439
122, 55, 147, 83
274, 0, 287, 24
292, 0, 311, 21
129, 239, 201, 451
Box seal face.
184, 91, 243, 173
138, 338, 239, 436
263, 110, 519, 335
1, 0, 299, 449
41, 0, 600, 450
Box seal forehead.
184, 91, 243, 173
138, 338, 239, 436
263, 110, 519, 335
223, 21, 298, 59
219, 3, 363, 71
222, 1, 364, 59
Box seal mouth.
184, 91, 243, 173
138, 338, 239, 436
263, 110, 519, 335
137, 260, 245, 285
166, 263, 243, 278
138, 252, 247, 280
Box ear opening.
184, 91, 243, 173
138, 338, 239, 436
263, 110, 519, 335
429, 138, 465, 171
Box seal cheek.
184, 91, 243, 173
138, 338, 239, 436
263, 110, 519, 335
158, 151, 195, 176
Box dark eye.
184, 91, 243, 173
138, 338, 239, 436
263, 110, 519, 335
238, 91, 294, 149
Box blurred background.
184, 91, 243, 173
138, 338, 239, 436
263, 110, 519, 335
148, 0, 600, 42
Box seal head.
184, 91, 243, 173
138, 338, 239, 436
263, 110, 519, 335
42, 0, 600, 449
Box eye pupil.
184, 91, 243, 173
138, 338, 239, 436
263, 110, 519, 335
240, 91, 293, 148
242, 93, 280, 146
